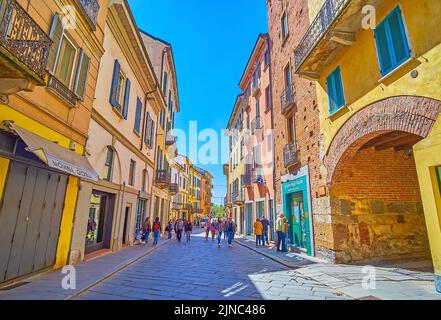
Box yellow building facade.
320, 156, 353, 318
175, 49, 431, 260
298, 0, 441, 291
0, 0, 106, 285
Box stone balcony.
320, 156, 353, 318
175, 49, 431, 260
154, 169, 171, 189
169, 183, 179, 195
294, 0, 385, 79
0, 0, 51, 96
76, 0, 100, 29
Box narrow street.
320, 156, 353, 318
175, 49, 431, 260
74, 230, 349, 300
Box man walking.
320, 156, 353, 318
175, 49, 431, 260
175, 218, 184, 242
226, 218, 235, 247
216, 219, 224, 247
184, 219, 193, 242
152, 217, 161, 246
276, 214, 287, 252
261, 216, 270, 246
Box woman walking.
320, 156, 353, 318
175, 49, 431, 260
211, 220, 217, 241
142, 217, 151, 244
217, 219, 224, 247
254, 218, 263, 247
205, 218, 211, 241
152, 217, 161, 246
185, 220, 193, 242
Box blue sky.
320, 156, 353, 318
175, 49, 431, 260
128, 0, 268, 205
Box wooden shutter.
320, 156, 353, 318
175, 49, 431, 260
374, 22, 393, 75
122, 79, 131, 119
144, 112, 150, 145
134, 97, 142, 133
47, 14, 64, 73
388, 7, 410, 65
109, 60, 121, 107
334, 67, 345, 108
74, 50, 90, 99
150, 120, 155, 148
326, 71, 337, 113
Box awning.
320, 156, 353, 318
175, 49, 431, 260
10, 123, 99, 181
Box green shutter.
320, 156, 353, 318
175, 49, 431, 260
375, 22, 393, 75
122, 79, 131, 119
74, 50, 90, 99
109, 60, 121, 107
144, 112, 150, 144
326, 72, 336, 112
388, 7, 410, 65
134, 98, 142, 133
334, 67, 345, 108
47, 14, 63, 73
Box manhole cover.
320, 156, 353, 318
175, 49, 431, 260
358, 295, 382, 300
0, 282, 31, 291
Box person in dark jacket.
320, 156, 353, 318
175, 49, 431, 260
142, 217, 151, 244
184, 220, 193, 242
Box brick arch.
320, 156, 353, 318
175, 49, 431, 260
325, 96, 441, 183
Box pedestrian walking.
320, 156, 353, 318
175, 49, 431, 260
225, 218, 235, 247
261, 216, 270, 246
152, 217, 161, 246
175, 218, 184, 242
204, 218, 211, 241
216, 219, 224, 247
185, 220, 193, 242
283, 217, 290, 252
211, 220, 217, 241
276, 214, 287, 252
142, 217, 151, 244
165, 220, 173, 239
254, 218, 263, 247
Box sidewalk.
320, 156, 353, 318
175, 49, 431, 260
235, 237, 441, 300
0, 239, 171, 300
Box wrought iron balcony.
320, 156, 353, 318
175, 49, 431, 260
47, 73, 79, 107
281, 84, 296, 115
252, 169, 266, 184
0, 0, 51, 86
76, 0, 100, 29
194, 208, 203, 214
232, 190, 244, 204
284, 143, 299, 168
294, 0, 377, 78
154, 169, 171, 189
251, 116, 262, 135
169, 183, 179, 195
172, 202, 181, 210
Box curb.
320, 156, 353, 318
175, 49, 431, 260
65, 239, 172, 300
234, 240, 301, 270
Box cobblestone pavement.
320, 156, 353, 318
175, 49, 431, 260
1, 229, 440, 300
75, 230, 351, 300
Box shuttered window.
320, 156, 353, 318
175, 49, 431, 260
374, 6, 411, 76
162, 71, 168, 96
134, 97, 142, 134
74, 50, 90, 99
47, 14, 63, 73
122, 79, 131, 119
144, 112, 150, 145
109, 60, 121, 107
326, 66, 345, 114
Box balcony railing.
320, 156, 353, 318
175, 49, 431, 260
154, 170, 171, 188
281, 84, 296, 115
252, 79, 261, 97
77, 0, 100, 29
294, 0, 350, 72
165, 134, 176, 146
232, 191, 244, 204
194, 208, 203, 214
169, 183, 178, 195
252, 169, 266, 184
284, 143, 299, 168
251, 117, 262, 134
0, 0, 51, 80
47, 73, 79, 107
172, 202, 181, 210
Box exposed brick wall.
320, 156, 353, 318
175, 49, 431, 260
267, 0, 331, 258
326, 96, 441, 183
330, 147, 431, 263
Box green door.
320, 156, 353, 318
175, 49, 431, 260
282, 176, 312, 255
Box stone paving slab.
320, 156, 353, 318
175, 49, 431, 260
0, 238, 171, 300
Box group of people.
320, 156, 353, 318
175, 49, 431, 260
204, 217, 236, 247
253, 214, 289, 252
169, 218, 194, 242
139, 217, 162, 246
138, 217, 195, 246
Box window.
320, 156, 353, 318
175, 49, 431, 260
109, 60, 131, 119
103, 147, 114, 181
163, 71, 168, 96
129, 159, 136, 186
326, 66, 346, 114
265, 50, 270, 67
47, 14, 90, 99
142, 169, 147, 191
375, 6, 411, 77
134, 97, 142, 134
281, 12, 289, 41
265, 86, 272, 109
288, 117, 295, 144
436, 167, 441, 195
284, 64, 292, 89
256, 99, 260, 117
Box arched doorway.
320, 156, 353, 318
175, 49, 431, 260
325, 96, 441, 265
